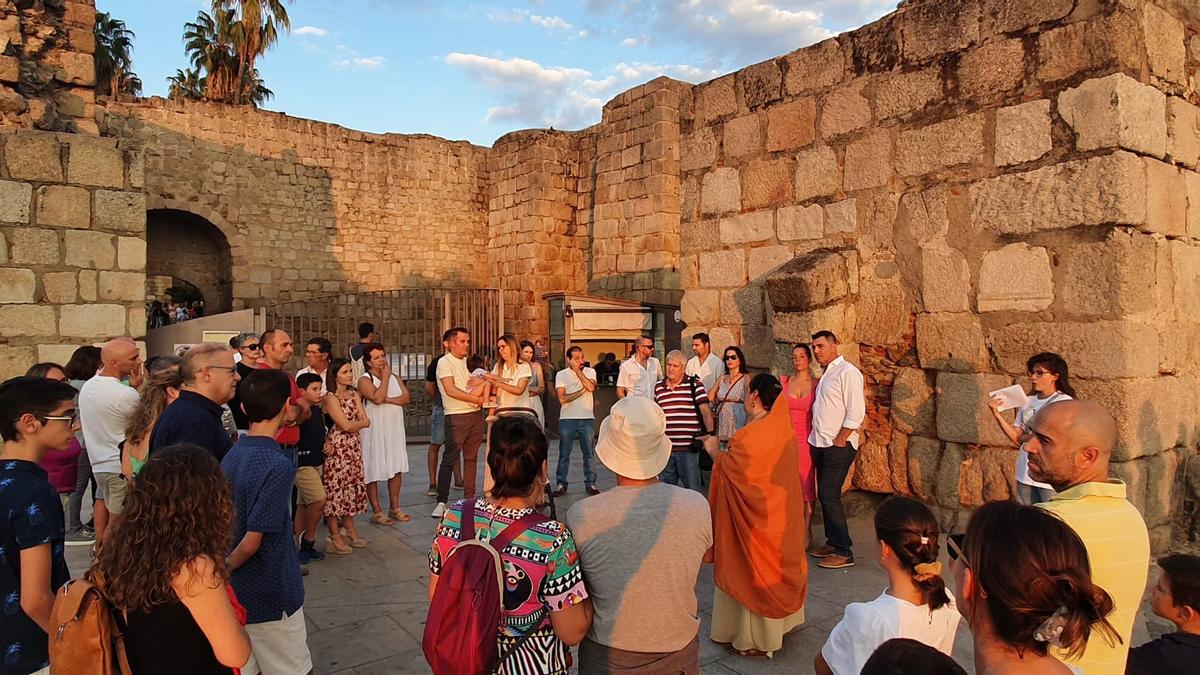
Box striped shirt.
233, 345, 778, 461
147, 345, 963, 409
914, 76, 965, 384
1040, 480, 1149, 675
654, 376, 708, 452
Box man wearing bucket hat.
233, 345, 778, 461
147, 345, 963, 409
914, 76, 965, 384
566, 397, 713, 674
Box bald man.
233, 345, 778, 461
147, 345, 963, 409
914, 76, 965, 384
78, 339, 143, 538
1025, 400, 1149, 675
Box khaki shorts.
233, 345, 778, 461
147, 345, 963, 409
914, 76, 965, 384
242, 608, 312, 675
294, 466, 326, 505
94, 472, 128, 514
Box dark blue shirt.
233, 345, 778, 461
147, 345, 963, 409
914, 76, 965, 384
0, 459, 70, 675
149, 391, 233, 461
220, 436, 303, 624
296, 405, 325, 468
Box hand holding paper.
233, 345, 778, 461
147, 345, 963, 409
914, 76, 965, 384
988, 384, 1028, 412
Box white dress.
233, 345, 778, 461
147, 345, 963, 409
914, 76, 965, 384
359, 373, 408, 482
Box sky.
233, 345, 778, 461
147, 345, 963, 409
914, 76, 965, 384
98, 1, 899, 146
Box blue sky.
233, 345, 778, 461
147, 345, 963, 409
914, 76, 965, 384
98, 1, 898, 146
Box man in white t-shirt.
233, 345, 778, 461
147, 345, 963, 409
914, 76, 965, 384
684, 332, 724, 393
554, 346, 598, 496
432, 327, 487, 518
78, 338, 142, 539
616, 336, 661, 401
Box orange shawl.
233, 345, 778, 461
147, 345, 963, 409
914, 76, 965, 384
709, 395, 808, 619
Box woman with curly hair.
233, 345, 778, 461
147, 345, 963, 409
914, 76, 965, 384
89, 443, 251, 674
122, 356, 184, 479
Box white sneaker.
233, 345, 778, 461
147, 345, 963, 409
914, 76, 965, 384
431, 502, 447, 518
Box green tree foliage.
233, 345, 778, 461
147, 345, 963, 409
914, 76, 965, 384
94, 11, 142, 98
168, 1, 289, 107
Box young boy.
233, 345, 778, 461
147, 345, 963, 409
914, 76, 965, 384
1127, 553, 1200, 675
0, 376, 78, 675
293, 373, 327, 565
222, 369, 312, 675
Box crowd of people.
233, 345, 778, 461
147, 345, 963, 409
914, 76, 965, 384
145, 299, 206, 328
1, 323, 1197, 675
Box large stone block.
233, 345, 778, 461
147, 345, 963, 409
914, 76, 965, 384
63, 230, 114, 268
1036, 13, 1141, 84
970, 152, 1146, 235
699, 249, 745, 288
1189, 171, 1200, 239
117, 236, 145, 270
739, 59, 782, 110
0, 180, 32, 223
696, 75, 736, 124
719, 210, 775, 245
1145, 159, 1187, 236
1167, 98, 1200, 169
782, 38, 845, 96
901, 1, 979, 61
917, 313, 990, 373
988, 321, 1162, 379
772, 303, 857, 344
896, 114, 984, 177
920, 247, 969, 312
777, 204, 822, 241
851, 437, 895, 493
1075, 377, 1198, 461
957, 38, 1025, 100
794, 145, 839, 202
682, 289, 718, 326
874, 68, 940, 120
1143, 3, 1186, 85
0, 345, 36, 381
36, 185, 90, 229
36, 344, 83, 367
93, 190, 145, 233
56, 52, 94, 85
896, 186, 949, 246
935, 372, 1015, 446
747, 245, 793, 281
906, 436, 942, 501
741, 158, 793, 210
41, 271, 76, 304
4, 134, 63, 182
892, 368, 935, 437
700, 168, 740, 216
66, 138, 124, 188
680, 127, 717, 172
59, 304, 127, 339
10, 227, 58, 265
723, 113, 762, 160
0, 304, 56, 336
981, 0, 1072, 34
1144, 449, 1181, 526
1171, 239, 1200, 318
823, 198, 857, 234
0, 268, 35, 303
765, 248, 854, 312
98, 271, 145, 302
818, 82, 871, 138
765, 97, 816, 152
935, 442, 969, 509
994, 100, 1051, 167
843, 130, 891, 192
856, 278, 908, 345
1058, 229, 1162, 319
1058, 74, 1167, 158
977, 243, 1052, 312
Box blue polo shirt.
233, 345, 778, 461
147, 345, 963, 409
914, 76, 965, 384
220, 435, 303, 624
0, 459, 70, 675
149, 391, 233, 461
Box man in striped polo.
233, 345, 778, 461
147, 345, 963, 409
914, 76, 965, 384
653, 350, 714, 492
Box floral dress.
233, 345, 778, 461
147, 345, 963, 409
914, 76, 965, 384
321, 393, 368, 518
715, 374, 749, 441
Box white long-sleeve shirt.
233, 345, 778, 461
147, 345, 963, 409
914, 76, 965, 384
808, 356, 866, 448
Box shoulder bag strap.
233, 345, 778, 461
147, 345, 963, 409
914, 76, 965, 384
460, 500, 476, 541
689, 376, 709, 435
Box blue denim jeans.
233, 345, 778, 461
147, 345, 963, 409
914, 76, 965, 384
556, 418, 596, 488
659, 451, 701, 492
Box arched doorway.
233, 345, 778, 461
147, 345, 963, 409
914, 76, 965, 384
146, 209, 233, 313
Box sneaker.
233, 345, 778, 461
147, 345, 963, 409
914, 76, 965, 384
553, 484, 568, 497
808, 545, 837, 559
425, 485, 438, 497
816, 554, 856, 570
65, 528, 96, 546
431, 502, 447, 518
298, 547, 312, 565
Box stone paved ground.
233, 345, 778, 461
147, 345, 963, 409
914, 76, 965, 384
68, 441, 1165, 674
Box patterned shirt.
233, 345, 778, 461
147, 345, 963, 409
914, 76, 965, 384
654, 377, 709, 452
0, 459, 70, 675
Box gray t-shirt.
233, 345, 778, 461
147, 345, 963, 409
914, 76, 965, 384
565, 483, 712, 653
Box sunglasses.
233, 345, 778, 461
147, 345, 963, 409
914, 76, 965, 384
1028, 369, 1050, 377
242, 343, 261, 351
947, 533, 969, 568
724, 355, 739, 361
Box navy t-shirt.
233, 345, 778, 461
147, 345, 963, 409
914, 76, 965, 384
0, 459, 70, 675
220, 436, 303, 624
1127, 632, 1200, 675
296, 405, 325, 468
149, 391, 233, 461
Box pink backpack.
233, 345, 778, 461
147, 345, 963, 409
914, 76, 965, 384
423, 501, 549, 675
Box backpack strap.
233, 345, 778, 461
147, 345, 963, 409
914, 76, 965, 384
461, 500, 477, 542
490, 511, 550, 553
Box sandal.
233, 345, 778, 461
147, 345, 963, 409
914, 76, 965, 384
389, 508, 412, 523
722, 644, 772, 659
370, 511, 395, 526
325, 537, 353, 555
346, 534, 368, 548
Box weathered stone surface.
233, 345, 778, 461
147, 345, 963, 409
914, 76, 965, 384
0, 345, 36, 381
699, 249, 745, 288
981, 0, 1072, 34
772, 303, 857, 345
896, 186, 949, 245
794, 145, 839, 202
94, 190, 145, 232
818, 82, 871, 138
776, 204, 823, 241
1145, 449, 1181, 526
765, 97, 816, 152
1058, 230, 1161, 319
66, 138, 124, 188
36, 344, 83, 368
5, 134, 63, 182
970, 152, 1146, 235
1171, 240, 1200, 319
723, 113, 762, 160
936, 372, 1015, 446
874, 68, 940, 120
896, 114, 984, 177
989, 321, 1162, 379
1058, 74, 1167, 158
720, 287, 767, 325
719, 210, 775, 245
0, 304, 56, 336
1075, 377, 1198, 461
920, 247, 970, 312
0, 268, 35, 303
957, 38, 1025, 99
741, 158, 793, 210
1143, 3, 1186, 85
0, 180, 32, 223
77, 270, 97, 302
824, 198, 857, 234
682, 288, 718, 326
901, 1, 979, 62
1145, 159, 1187, 236
765, 248, 854, 312
117, 236, 146, 270
916, 313, 990, 372
892, 368, 935, 437
36, 185, 90, 229
41, 271, 76, 304
98, 271, 146, 302
747, 246, 793, 281
1166, 98, 1200, 170
700, 168, 740, 216
978, 243, 1052, 312
63, 230, 114, 268
843, 130, 891, 192
680, 127, 717, 172
856, 278, 908, 345
1036, 13, 1141, 84
696, 75, 736, 124
56, 52, 94, 85
10, 227, 59, 265
1188, 171, 1200, 239
59, 304, 127, 338
782, 38, 845, 96
681, 219, 717, 254
906, 436, 942, 500
851, 437, 895, 492
994, 100, 1051, 167
935, 442, 968, 509
738, 59, 782, 110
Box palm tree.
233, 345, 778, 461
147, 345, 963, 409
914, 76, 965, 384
215, 0, 291, 105
182, 9, 241, 103
170, 2, 289, 106
94, 12, 142, 98
167, 68, 204, 100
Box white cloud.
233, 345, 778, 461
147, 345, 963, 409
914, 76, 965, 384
294, 25, 329, 37
485, 8, 573, 31
530, 14, 572, 30
332, 56, 387, 70
620, 37, 639, 47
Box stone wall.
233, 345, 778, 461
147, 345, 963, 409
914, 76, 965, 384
0, 128, 145, 377
0, 0, 97, 132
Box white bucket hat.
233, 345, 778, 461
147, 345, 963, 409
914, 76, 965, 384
595, 396, 673, 480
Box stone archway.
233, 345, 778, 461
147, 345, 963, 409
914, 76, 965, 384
146, 209, 234, 313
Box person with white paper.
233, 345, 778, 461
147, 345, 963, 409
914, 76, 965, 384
986, 352, 1075, 504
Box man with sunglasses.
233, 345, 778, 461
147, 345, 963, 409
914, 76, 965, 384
230, 332, 262, 434
0, 376, 79, 675
149, 343, 240, 461
78, 338, 142, 540
616, 337, 661, 401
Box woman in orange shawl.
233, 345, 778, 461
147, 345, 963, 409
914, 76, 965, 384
705, 373, 808, 658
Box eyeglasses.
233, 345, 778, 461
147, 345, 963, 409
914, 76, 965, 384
206, 365, 238, 375
242, 344, 261, 351
40, 411, 79, 426
637, 344, 653, 350
947, 533, 969, 568
1028, 369, 1049, 377
724, 355, 738, 361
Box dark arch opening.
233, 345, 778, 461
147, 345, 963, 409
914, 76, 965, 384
146, 209, 233, 313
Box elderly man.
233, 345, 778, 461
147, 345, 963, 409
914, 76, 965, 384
78, 338, 142, 539
1025, 399, 1149, 675
296, 336, 332, 396
149, 343, 239, 460
616, 336, 661, 401
653, 350, 713, 492
685, 332, 724, 393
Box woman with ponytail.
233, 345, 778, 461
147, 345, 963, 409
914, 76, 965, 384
816, 497, 959, 674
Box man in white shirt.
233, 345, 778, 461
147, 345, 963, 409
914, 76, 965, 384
684, 332, 724, 393
616, 337, 661, 401
432, 327, 487, 517
78, 338, 142, 539
554, 346, 598, 496
807, 330, 865, 570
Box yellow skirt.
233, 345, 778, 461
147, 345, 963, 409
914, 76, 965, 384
710, 587, 805, 655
